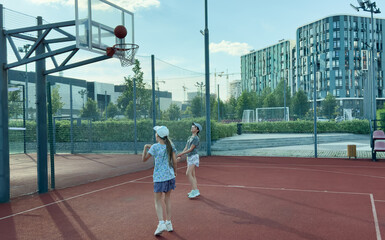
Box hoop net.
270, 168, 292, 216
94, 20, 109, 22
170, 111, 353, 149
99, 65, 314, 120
107, 43, 139, 67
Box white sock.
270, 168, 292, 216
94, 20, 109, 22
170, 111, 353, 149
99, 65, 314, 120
159, 220, 165, 224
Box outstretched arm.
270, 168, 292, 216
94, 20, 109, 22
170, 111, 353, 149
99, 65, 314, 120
177, 144, 196, 158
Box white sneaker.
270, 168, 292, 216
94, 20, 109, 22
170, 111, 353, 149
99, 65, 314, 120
188, 189, 200, 198
194, 189, 200, 197
154, 222, 167, 236
165, 221, 173, 232
187, 190, 194, 196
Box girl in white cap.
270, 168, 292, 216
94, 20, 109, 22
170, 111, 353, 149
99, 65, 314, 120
142, 126, 177, 236
177, 122, 201, 199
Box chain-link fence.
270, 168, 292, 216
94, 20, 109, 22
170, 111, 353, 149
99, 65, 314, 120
3, 6, 377, 200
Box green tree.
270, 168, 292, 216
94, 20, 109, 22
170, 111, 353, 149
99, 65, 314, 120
8, 89, 23, 119
117, 59, 151, 119
212, 97, 225, 121
273, 79, 291, 108
291, 90, 309, 119
80, 98, 100, 120
224, 96, 237, 119
190, 96, 203, 117
105, 102, 119, 119
51, 86, 64, 115
182, 106, 192, 118
263, 93, 276, 107
164, 104, 181, 121
236, 91, 258, 119
321, 93, 338, 119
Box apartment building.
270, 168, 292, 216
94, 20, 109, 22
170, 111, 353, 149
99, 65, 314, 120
241, 40, 296, 95
241, 14, 385, 118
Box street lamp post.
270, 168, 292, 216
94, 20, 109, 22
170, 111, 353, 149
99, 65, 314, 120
18, 44, 31, 120
195, 82, 204, 116
351, 0, 381, 128
215, 71, 224, 122
217, 84, 220, 122
157, 80, 165, 119
203, 0, 211, 155
351, 0, 381, 160
78, 89, 87, 108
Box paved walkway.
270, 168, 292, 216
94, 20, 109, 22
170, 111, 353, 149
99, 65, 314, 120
211, 133, 381, 159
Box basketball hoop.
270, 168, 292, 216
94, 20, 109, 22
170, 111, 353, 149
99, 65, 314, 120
106, 43, 139, 67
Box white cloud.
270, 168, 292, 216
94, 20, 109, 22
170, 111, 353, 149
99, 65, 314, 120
210, 40, 252, 56
29, 0, 160, 12
29, 0, 72, 6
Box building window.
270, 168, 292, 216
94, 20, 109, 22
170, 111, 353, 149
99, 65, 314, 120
334, 51, 339, 58
333, 21, 339, 29
333, 31, 340, 38
333, 41, 340, 48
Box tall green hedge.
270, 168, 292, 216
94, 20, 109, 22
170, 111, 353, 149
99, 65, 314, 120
9, 118, 236, 143
242, 119, 369, 134
9, 119, 369, 143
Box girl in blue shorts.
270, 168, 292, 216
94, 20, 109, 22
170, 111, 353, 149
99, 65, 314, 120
142, 126, 177, 236
177, 122, 201, 199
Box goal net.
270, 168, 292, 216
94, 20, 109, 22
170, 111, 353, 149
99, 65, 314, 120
343, 108, 353, 120
242, 109, 255, 123
256, 107, 289, 122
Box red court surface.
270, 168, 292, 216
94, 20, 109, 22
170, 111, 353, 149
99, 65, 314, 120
1, 156, 385, 240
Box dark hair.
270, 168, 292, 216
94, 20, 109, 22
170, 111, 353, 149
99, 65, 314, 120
162, 136, 174, 167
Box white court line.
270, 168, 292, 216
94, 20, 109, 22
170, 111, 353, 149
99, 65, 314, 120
201, 162, 385, 169
0, 165, 189, 221
371, 194, 382, 240
134, 180, 382, 240
0, 164, 382, 240
133, 181, 370, 196
0, 174, 154, 221
201, 164, 385, 180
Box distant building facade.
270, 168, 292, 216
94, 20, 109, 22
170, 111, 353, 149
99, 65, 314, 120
241, 39, 296, 95
8, 69, 173, 118
241, 14, 385, 118
229, 80, 242, 99
296, 14, 385, 117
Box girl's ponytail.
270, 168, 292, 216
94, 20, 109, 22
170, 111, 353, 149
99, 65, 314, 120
164, 137, 173, 167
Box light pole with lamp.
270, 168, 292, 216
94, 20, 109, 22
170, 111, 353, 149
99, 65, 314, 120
215, 71, 224, 122
78, 89, 87, 108
156, 80, 165, 119
351, 0, 381, 160
18, 44, 31, 120
202, 0, 211, 155
195, 81, 204, 116
351, 0, 380, 126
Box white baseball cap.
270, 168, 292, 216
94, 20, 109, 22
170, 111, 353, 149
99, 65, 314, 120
153, 126, 169, 138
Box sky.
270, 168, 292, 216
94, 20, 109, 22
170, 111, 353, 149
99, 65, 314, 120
2, 0, 385, 102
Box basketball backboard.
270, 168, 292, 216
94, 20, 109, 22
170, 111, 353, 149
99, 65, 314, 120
75, 0, 134, 55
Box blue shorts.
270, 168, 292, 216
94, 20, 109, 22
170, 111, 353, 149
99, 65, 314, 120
154, 178, 176, 193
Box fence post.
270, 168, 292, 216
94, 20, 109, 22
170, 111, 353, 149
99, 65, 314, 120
47, 82, 55, 189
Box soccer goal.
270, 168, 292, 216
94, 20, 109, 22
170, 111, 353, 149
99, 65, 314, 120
255, 107, 289, 122
242, 109, 255, 123
343, 109, 353, 120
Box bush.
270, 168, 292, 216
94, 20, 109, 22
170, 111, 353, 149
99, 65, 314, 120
8, 119, 369, 144
241, 119, 369, 134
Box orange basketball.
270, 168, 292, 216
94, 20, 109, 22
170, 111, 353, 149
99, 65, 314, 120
114, 25, 127, 39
